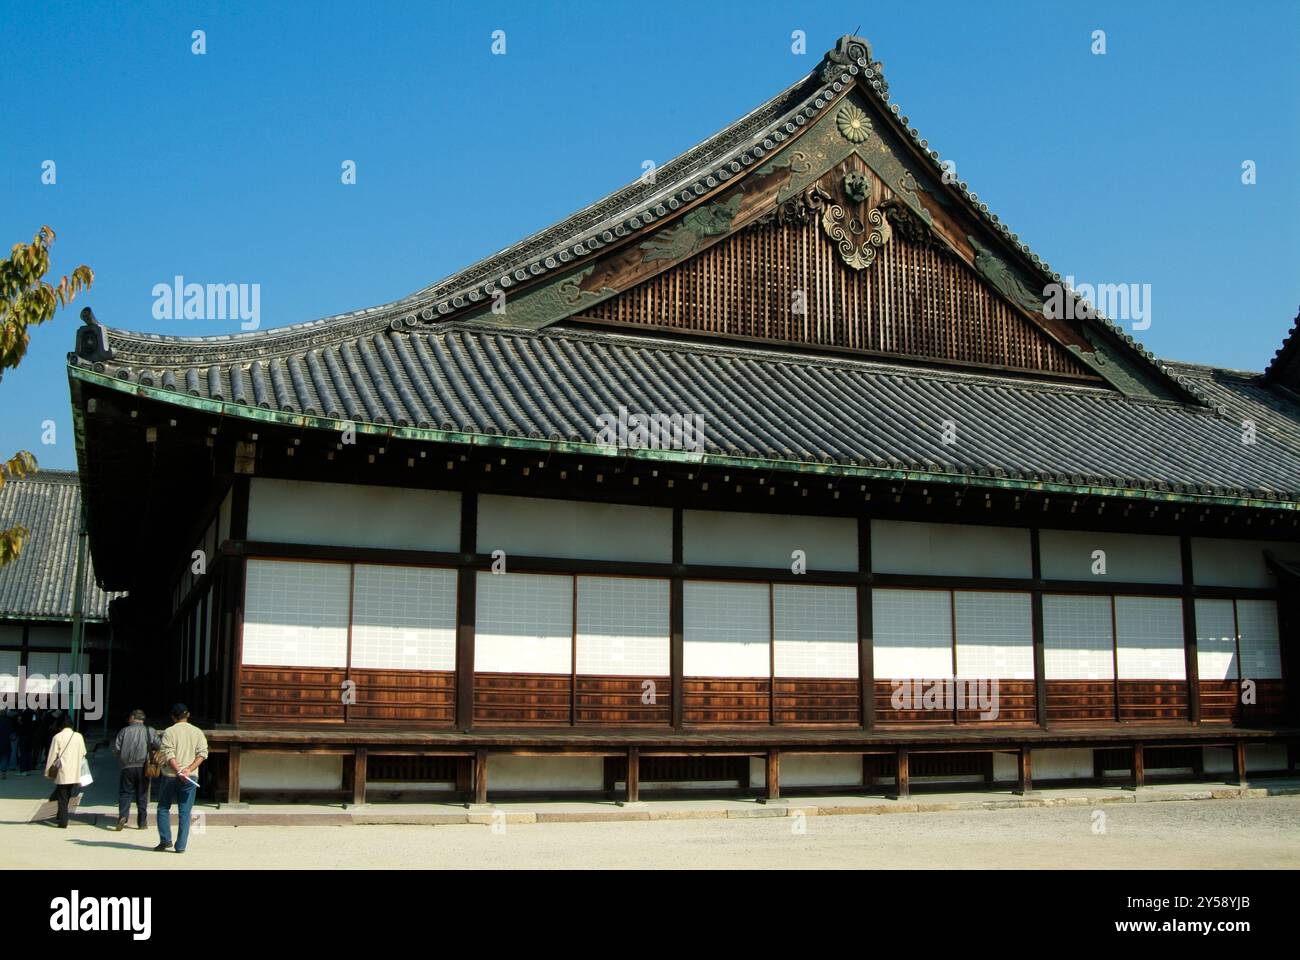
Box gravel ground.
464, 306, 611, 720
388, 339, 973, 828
4, 795, 1298, 869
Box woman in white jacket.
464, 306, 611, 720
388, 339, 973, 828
44, 718, 87, 828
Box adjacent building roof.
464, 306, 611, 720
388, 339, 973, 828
1264, 306, 1300, 391
0, 470, 117, 621
69, 323, 1300, 505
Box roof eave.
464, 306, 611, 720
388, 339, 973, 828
69, 361, 1300, 512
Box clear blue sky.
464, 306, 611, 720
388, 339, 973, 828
3, 0, 1298, 470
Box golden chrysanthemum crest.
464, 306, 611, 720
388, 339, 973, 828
836, 103, 871, 144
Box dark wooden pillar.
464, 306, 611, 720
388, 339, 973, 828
858, 517, 874, 730
1233, 740, 1248, 786
670, 508, 684, 730
896, 748, 910, 798
352, 747, 367, 807
1016, 746, 1033, 795
1030, 528, 1048, 727
1132, 742, 1145, 789
626, 747, 640, 804
765, 748, 780, 801
1180, 537, 1201, 723
226, 744, 241, 805
456, 491, 478, 732
473, 749, 489, 805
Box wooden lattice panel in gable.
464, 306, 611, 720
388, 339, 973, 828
577, 164, 1094, 379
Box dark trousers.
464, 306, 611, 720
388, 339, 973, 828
118, 766, 150, 826
52, 784, 79, 827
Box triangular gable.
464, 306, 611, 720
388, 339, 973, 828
448, 37, 1191, 400
570, 150, 1096, 380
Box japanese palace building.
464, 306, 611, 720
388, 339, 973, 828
67, 36, 1299, 803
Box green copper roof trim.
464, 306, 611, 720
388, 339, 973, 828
0, 614, 110, 625
68, 363, 1300, 512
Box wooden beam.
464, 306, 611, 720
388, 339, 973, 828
896, 747, 910, 798
1181, 536, 1201, 723
766, 747, 780, 801
1132, 742, 1145, 789
1017, 746, 1033, 795
456, 492, 478, 732
473, 748, 489, 804
227, 744, 241, 805
226, 557, 247, 727
1030, 528, 1047, 727
858, 517, 874, 730
626, 746, 640, 804
352, 747, 367, 807
671, 507, 685, 731
1234, 740, 1248, 786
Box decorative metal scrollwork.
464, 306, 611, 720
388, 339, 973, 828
812, 170, 892, 271
822, 201, 892, 271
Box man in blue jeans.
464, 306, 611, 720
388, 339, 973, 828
155, 704, 208, 854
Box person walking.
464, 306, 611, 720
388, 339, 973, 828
156, 704, 208, 854
17, 708, 36, 775
112, 710, 159, 831
43, 717, 87, 828
0, 710, 16, 779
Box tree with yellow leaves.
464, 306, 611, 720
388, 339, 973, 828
0, 227, 93, 567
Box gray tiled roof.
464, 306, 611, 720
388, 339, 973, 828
70, 34, 1182, 400
0, 470, 118, 620
69, 324, 1300, 503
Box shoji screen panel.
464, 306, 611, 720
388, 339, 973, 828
0, 650, 19, 694
473, 572, 573, 725
954, 591, 1035, 723
872, 588, 953, 724
348, 565, 457, 724
575, 576, 671, 725
772, 584, 859, 725
1237, 601, 1282, 679
1114, 596, 1187, 721
239, 559, 350, 723
1195, 598, 1238, 720
1237, 600, 1285, 720
683, 581, 771, 724
1042, 594, 1114, 721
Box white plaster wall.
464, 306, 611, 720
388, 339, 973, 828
1204, 747, 1235, 775
1040, 529, 1181, 583
992, 751, 1019, 782
241, 752, 343, 790
780, 754, 864, 788
872, 520, 1031, 578
1191, 538, 1300, 588
247, 478, 459, 551
478, 495, 671, 563
487, 756, 604, 792
1030, 748, 1095, 781
1207, 745, 1290, 774
684, 510, 857, 571
1246, 745, 1289, 773
217, 488, 232, 545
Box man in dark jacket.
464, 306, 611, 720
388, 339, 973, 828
112, 710, 159, 830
